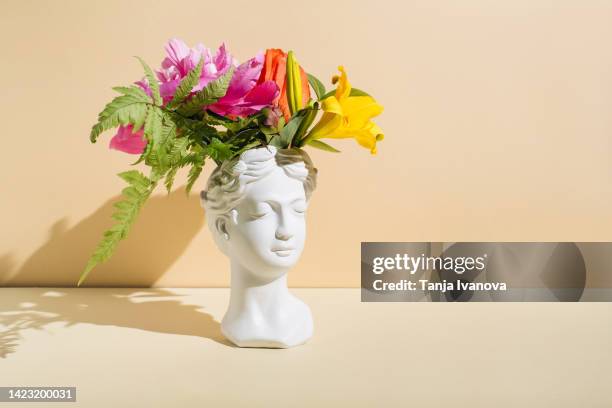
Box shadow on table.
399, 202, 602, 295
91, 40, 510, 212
0, 186, 236, 357
0, 288, 235, 358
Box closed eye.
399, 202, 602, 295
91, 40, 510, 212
250, 202, 273, 220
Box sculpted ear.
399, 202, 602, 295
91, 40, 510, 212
215, 210, 238, 241
215, 217, 230, 241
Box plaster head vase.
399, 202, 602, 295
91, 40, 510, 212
201, 145, 318, 348
82, 41, 384, 347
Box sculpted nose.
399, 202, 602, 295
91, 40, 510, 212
275, 220, 293, 241
275, 227, 292, 241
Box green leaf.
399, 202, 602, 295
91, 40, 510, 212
117, 170, 150, 187
90, 101, 148, 143
224, 116, 258, 134
111, 85, 151, 101
136, 56, 162, 106
168, 136, 190, 165
349, 88, 370, 97
144, 106, 163, 144
166, 59, 203, 109
206, 138, 233, 164
186, 157, 204, 195
306, 139, 341, 153
131, 133, 153, 166
158, 117, 177, 152
307, 73, 326, 100
292, 105, 318, 147
169, 113, 219, 145
144, 111, 184, 178
204, 110, 234, 126
227, 128, 260, 144
319, 87, 371, 100
78, 171, 157, 286
142, 106, 166, 174
259, 124, 279, 136
276, 110, 307, 148
234, 140, 264, 156
163, 136, 190, 193
177, 67, 234, 116
131, 105, 148, 133
164, 166, 179, 193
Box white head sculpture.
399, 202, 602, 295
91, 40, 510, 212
201, 145, 318, 348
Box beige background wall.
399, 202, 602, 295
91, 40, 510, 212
1, 0, 611, 287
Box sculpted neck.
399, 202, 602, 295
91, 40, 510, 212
227, 260, 291, 314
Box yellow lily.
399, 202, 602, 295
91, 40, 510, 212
305, 66, 384, 154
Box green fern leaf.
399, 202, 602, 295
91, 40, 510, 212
144, 105, 163, 145
164, 166, 179, 193
136, 57, 162, 106
177, 67, 234, 116
186, 156, 204, 195
78, 171, 156, 286
131, 132, 153, 166
159, 117, 177, 149
206, 138, 233, 164
166, 59, 203, 109
162, 133, 190, 194
111, 85, 150, 101
169, 113, 218, 145
90, 94, 148, 143
169, 137, 190, 165
144, 110, 179, 176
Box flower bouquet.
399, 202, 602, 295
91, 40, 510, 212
80, 38, 383, 345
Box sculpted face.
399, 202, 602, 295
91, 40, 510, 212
225, 166, 308, 278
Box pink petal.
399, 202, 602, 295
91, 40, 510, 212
159, 79, 179, 101
135, 79, 152, 98
109, 125, 147, 154
194, 44, 235, 92
162, 38, 191, 69
244, 80, 279, 105
207, 103, 232, 117
208, 77, 278, 118
155, 39, 237, 103
222, 52, 265, 101
214, 43, 233, 73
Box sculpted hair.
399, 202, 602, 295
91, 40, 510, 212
201, 145, 318, 217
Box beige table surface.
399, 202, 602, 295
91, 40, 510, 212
0, 288, 610, 407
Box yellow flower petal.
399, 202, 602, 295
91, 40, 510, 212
308, 111, 342, 140
341, 96, 383, 128
335, 66, 351, 100
304, 66, 384, 154
319, 95, 343, 116
328, 121, 382, 154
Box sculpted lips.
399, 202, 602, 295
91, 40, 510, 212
271, 247, 295, 257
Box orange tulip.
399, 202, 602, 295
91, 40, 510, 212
258, 48, 310, 122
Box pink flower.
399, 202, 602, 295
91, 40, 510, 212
109, 124, 147, 154
208, 52, 279, 118
155, 38, 234, 104
135, 78, 152, 98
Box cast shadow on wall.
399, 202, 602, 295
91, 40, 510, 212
4, 187, 205, 287
0, 188, 234, 357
